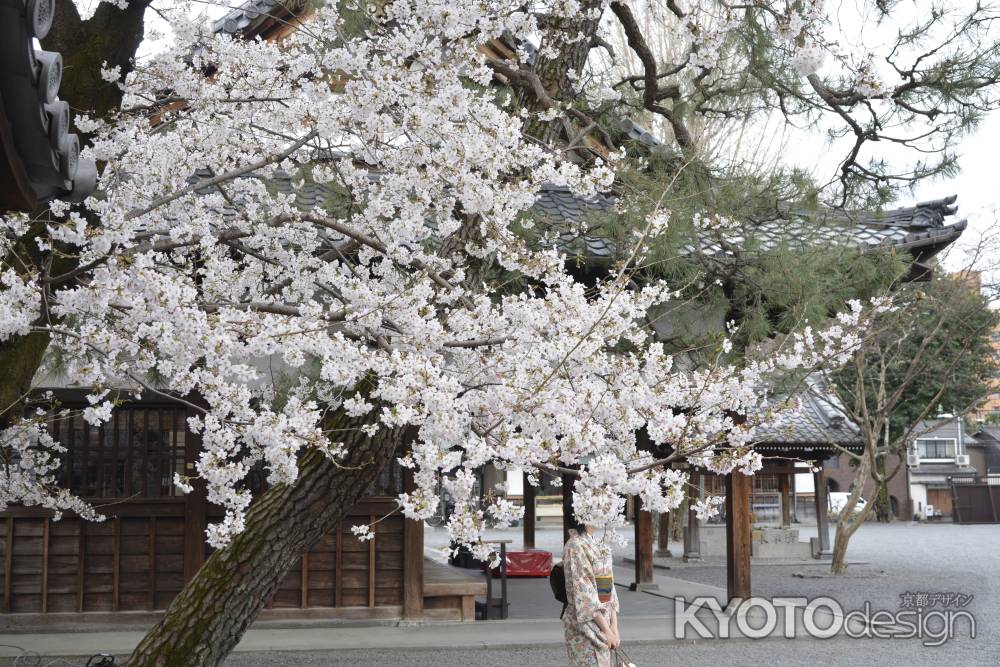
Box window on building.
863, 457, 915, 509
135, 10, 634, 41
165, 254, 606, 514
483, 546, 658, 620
51, 405, 189, 499
914, 438, 956, 460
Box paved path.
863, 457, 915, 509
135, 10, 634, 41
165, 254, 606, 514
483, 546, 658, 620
0, 616, 674, 660
0, 567, 726, 659
2, 522, 996, 665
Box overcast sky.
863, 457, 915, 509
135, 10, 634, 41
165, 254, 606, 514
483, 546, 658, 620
911, 112, 1000, 276
789, 107, 1000, 278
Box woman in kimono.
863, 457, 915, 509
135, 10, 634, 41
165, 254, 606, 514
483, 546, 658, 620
562, 516, 621, 666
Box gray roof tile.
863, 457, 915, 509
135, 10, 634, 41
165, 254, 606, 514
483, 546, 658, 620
182, 171, 964, 263
754, 388, 862, 450
211, 0, 286, 35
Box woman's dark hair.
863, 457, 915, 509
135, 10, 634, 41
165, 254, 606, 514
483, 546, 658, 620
566, 511, 587, 534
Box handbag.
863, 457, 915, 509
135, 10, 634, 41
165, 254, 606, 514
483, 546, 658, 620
611, 644, 636, 667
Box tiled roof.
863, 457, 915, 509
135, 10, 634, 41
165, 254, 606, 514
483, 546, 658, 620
528, 186, 617, 259
211, 0, 286, 35
184, 167, 965, 268
186, 169, 621, 256
909, 462, 977, 476
202, 1, 967, 264
753, 385, 862, 451
535, 191, 967, 263
971, 426, 1000, 444
617, 118, 665, 149
689, 196, 966, 260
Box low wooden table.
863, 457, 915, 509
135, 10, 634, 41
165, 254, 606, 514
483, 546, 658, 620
423, 558, 487, 621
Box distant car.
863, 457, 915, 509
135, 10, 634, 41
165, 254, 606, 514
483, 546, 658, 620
828, 492, 867, 518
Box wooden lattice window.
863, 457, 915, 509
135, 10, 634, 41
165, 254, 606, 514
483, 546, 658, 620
52, 405, 189, 499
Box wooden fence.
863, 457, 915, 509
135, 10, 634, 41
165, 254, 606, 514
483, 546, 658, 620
951, 475, 1000, 524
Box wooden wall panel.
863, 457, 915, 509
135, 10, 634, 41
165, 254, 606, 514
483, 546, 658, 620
3, 500, 409, 615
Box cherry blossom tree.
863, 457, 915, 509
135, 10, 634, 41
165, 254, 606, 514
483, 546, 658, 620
1, 0, 998, 663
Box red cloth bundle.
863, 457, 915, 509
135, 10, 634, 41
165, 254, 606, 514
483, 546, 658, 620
480, 549, 554, 577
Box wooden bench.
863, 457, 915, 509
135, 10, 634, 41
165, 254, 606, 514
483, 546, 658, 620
422, 558, 486, 622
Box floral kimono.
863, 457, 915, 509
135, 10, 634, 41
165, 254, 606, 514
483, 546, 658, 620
562, 529, 620, 667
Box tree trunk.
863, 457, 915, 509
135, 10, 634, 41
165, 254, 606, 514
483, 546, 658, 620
829, 521, 851, 574
44, 0, 150, 142
0, 333, 50, 428
127, 417, 408, 666
873, 456, 893, 522
830, 500, 875, 574
519, 2, 606, 145
830, 455, 874, 574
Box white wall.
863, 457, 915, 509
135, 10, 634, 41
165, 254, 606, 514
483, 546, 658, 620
506, 468, 523, 496
910, 483, 928, 518
794, 462, 814, 493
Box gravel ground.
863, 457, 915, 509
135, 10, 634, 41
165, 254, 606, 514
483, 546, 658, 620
218, 638, 994, 667
419, 520, 1000, 664
429, 522, 998, 628
7, 637, 990, 667
669, 523, 999, 645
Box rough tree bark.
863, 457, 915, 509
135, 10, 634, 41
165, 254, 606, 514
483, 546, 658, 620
830, 453, 875, 574
43, 0, 150, 140
872, 455, 893, 522
128, 416, 408, 666
518, 1, 607, 146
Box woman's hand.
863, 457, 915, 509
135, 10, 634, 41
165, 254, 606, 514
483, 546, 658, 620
594, 610, 619, 649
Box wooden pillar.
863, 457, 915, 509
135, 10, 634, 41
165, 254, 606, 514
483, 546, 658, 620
813, 462, 831, 555
779, 472, 791, 527
522, 471, 536, 550
683, 473, 701, 562
630, 497, 658, 591
725, 472, 752, 604
300, 554, 310, 609
41, 518, 49, 613
112, 517, 121, 612
335, 522, 343, 607
656, 512, 671, 557
402, 469, 425, 620
562, 472, 575, 545
368, 514, 377, 608
791, 472, 798, 522
76, 522, 86, 612
987, 484, 998, 523
4, 517, 12, 613
148, 517, 157, 611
